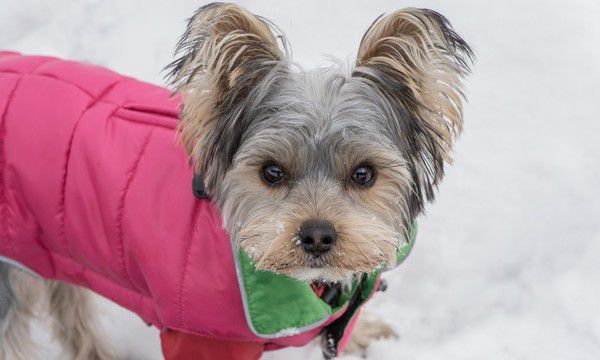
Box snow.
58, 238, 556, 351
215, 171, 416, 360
2, 0, 599, 359
273, 327, 301, 338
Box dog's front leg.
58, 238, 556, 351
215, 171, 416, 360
45, 281, 116, 360
344, 312, 398, 357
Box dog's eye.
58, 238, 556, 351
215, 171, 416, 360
261, 164, 287, 185
351, 165, 375, 187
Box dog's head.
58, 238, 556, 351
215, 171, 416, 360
167, 3, 472, 282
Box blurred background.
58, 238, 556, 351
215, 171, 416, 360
2, 0, 599, 359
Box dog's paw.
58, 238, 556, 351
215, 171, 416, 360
344, 313, 397, 356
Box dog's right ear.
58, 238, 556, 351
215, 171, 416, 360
166, 2, 287, 193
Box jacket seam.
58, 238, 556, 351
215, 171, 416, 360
0, 59, 58, 256
0, 70, 131, 102
0, 71, 179, 130
114, 130, 153, 290
57, 79, 126, 258
177, 200, 201, 327
0, 75, 22, 257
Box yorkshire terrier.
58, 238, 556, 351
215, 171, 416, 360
0, 3, 471, 359
167, 3, 472, 281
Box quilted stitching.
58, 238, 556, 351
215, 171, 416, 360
115, 130, 153, 289
0, 76, 21, 257
57, 79, 126, 258
177, 201, 201, 327
0, 59, 58, 256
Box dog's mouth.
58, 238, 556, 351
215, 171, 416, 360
237, 218, 401, 282
305, 254, 329, 268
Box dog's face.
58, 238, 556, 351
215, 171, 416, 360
167, 3, 472, 281
217, 73, 415, 281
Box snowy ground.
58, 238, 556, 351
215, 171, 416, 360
2, 0, 600, 359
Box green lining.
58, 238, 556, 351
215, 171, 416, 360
237, 224, 417, 337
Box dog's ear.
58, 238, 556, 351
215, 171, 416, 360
166, 3, 287, 193
354, 8, 473, 214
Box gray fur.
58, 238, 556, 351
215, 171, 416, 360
168, 3, 472, 280
214, 68, 417, 280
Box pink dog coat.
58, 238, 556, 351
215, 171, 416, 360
0, 52, 414, 355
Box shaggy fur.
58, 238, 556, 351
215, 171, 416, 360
2, 3, 472, 358
0, 268, 113, 360
1, 267, 43, 360
166, 3, 472, 282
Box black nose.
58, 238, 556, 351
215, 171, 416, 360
298, 220, 337, 257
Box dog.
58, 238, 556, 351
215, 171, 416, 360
0, 3, 472, 359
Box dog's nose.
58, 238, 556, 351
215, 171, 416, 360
298, 220, 337, 257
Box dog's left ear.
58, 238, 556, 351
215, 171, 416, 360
166, 3, 288, 194
354, 8, 474, 214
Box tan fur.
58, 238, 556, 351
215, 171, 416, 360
233, 154, 411, 281
2, 5, 473, 359
45, 281, 115, 360
0, 271, 41, 360
357, 8, 468, 159
168, 5, 472, 282
0, 271, 115, 360
345, 313, 398, 356
172, 4, 286, 186
356, 8, 471, 200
